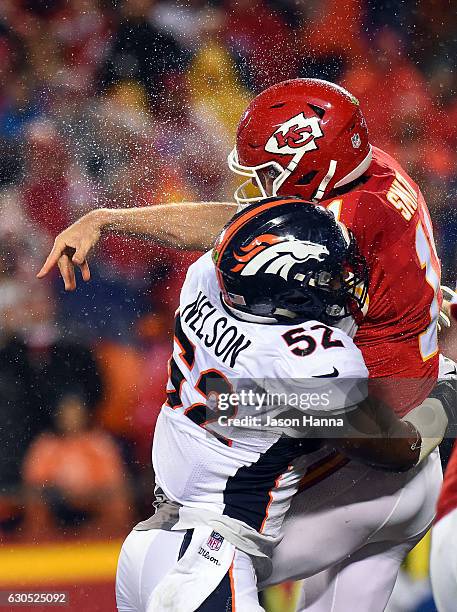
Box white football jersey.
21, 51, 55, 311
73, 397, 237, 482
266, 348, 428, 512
153, 251, 368, 539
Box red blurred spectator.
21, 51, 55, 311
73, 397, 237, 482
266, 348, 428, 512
343, 30, 435, 157
223, 0, 299, 91
303, 0, 367, 64
50, 0, 111, 73
83, 83, 198, 283
21, 120, 71, 236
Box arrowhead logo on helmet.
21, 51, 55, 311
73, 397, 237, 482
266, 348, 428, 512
266, 113, 324, 156
231, 233, 329, 281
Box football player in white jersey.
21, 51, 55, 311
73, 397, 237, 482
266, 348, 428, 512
38, 81, 457, 612
115, 198, 454, 612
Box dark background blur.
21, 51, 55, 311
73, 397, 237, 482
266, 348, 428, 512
0, 1, 455, 610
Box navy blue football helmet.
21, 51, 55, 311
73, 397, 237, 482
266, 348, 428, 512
212, 197, 368, 325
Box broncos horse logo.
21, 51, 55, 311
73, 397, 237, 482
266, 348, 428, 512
231, 234, 329, 280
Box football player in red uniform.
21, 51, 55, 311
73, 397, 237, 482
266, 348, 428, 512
38, 79, 452, 611
228, 79, 442, 414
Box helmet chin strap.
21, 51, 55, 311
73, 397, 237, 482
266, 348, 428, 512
313, 160, 338, 201
223, 298, 303, 325
221, 295, 279, 324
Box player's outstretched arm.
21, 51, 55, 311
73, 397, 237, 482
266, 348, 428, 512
331, 377, 455, 472
37, 202, 236, 290
331, 397, 421, 472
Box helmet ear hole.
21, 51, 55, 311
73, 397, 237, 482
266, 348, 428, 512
308, 103, 326, 119
296, 170, 318, 186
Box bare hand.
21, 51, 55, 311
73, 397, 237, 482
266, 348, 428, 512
37, 210, 104, 290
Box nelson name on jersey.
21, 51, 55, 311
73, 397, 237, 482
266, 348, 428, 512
181, 290, 252, 367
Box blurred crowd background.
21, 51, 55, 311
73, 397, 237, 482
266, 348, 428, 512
0, 1, 456, 610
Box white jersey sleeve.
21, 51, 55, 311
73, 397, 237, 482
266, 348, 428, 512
266, 323, 368, 416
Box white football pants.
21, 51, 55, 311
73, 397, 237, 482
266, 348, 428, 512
265, 449, 442, 612
116, 449, 441, 612
116, 527, 264, 612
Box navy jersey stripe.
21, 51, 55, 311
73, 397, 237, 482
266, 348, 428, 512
223, 437, 321, 531
177, 529, 194, 560
198, 571, 233, 611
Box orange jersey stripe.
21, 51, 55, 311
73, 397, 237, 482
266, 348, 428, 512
259, 471, 286, 534
229, 561, 236, 611
298, 452, 349, 493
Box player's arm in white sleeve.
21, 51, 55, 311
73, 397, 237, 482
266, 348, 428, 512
37, 201, 236, 290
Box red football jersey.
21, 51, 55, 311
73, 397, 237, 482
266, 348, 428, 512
322, 146, 441, 415
436, 441, 457, 523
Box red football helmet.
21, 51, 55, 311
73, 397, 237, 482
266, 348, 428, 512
228, 79, 371, 206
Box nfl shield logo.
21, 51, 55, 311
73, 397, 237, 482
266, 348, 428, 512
351, 133, 362, 149
207, 531, 224, 551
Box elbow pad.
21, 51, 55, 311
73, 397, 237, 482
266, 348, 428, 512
402, 359, 457, 465
402, 358, 457, 465
402, 397, 448, 465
